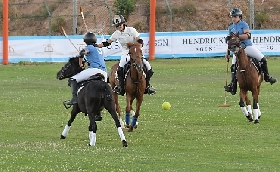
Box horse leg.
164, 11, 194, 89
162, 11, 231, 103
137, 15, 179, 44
113, 92, 121, 118
61, 104, 81, 139
244, 93, 253, 120
239, 90, 253, 122
125, 96, 133, 127
252, 89, 260, 124
88, 113, 97, 146
257, 85, 261, 120
104, 97, 128, 147
128, 96, 143, 132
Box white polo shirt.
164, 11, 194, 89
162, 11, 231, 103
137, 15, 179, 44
110, 27, 140, 51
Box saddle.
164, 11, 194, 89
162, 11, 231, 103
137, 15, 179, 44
123, 61, 148, 80
68, 73, 105, 87
236, 56, 262, 74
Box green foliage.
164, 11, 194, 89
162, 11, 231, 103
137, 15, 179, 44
51, 17, 66, 33
113, 0, 136, 20
133, 21, 143, 32
255, 11, 269, 24
0, 58, 280, 171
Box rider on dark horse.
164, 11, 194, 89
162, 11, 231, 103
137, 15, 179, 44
98, 15, 156, 96
65, 32, 108, 106
224, 8, 277, 95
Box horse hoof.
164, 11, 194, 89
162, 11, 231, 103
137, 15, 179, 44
122, 140, 128, 147
246, 115, 253, 122
60, 135, 66, 139
254, 120, 259, 124
128, 126, 134, 132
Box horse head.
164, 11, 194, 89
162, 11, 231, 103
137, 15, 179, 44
56, 56, 84, 80
227, 32, 241, 53
127, 42, 143, 72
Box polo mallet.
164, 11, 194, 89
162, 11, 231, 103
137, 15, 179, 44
219, 51, 231, 107
79, 6, 88, 32
61, 26, 79, 53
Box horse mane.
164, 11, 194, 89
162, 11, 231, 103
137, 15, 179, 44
127, 42, 142, 49
69, 56, 79, 63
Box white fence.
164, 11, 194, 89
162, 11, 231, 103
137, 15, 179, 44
1, 30, 280, 63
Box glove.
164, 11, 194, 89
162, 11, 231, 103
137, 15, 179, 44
137, 39, 143, 44
79, 49, 86, 56
102, 39, 111, 47
137, 39, 144, 47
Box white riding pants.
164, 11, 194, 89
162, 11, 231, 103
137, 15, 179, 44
231, 45, 264, 65
119, 49, 151, 70
71, 68, 108, 83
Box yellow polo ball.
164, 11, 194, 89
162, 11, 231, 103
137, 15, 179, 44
162, 102, 171, 110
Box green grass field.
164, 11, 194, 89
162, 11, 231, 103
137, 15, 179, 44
1, 58, 280, 172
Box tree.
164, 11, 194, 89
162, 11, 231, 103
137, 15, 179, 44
113, 0, 136, 20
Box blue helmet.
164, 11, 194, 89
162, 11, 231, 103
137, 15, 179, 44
230, 8, 242, 18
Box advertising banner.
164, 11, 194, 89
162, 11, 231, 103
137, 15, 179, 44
1, 30, 279, 63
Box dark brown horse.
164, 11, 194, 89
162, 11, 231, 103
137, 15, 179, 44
227, 32, 263, 124
56, 57, 127, 147
109, 42, 146, 131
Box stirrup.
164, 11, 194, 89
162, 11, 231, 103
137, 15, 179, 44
224, 85, 231, 92
144, 86, 156, 95
266, 77, 277, 85
95, 114, 102, 121
224, 84, 236, 95
113, 86, 125, 96
112, 86, 121, 94
64, 99, 77, 105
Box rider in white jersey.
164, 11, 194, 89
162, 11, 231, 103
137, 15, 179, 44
224, 8, 277, 95
66, 32, 108, 105
99, 15, 155, 96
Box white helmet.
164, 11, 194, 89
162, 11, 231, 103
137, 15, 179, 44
112, 15, 126, 27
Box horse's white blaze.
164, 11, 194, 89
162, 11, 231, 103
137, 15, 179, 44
89, 131, 96, 146
61, 125, 71, 137
117, 127, 126, 141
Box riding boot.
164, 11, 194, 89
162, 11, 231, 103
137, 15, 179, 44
113, 67, 125, 96
65, 79, 78, 105
260, 58, 277, 85
144, 69, 156, 95
224, 64, 237, 95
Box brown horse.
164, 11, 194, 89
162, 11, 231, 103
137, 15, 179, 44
227, 32, 263, 124
109, 42, 146, 131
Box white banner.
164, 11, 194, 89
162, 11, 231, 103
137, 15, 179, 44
1, 30, 280, 63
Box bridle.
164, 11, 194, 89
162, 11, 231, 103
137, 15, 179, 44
129, 48, 144, 84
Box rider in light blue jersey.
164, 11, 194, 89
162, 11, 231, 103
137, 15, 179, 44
224, 8, 277, 95
66, 32, 108, 105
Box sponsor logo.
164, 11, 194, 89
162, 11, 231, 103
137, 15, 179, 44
35, 44, 63, 55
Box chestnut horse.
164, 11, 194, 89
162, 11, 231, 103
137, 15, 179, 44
109, 42, 146, 131
227, 32, 263, 124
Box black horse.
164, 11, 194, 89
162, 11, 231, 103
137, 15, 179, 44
56, 57, 127, 147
